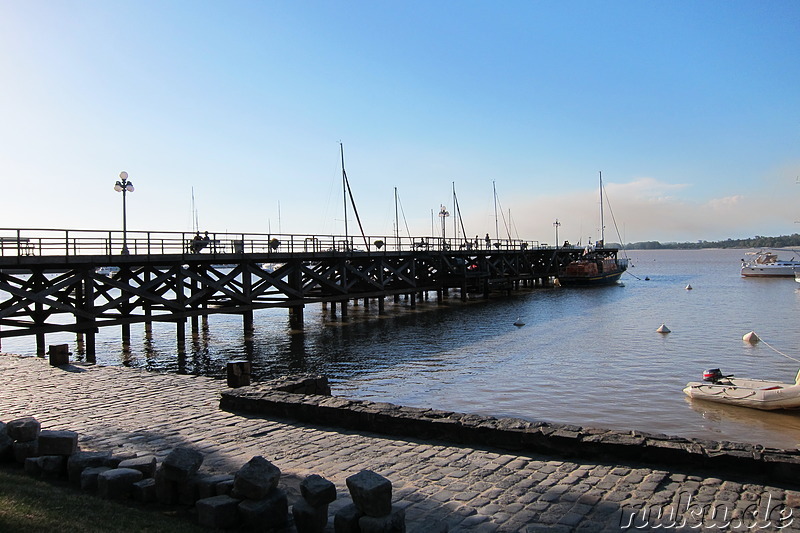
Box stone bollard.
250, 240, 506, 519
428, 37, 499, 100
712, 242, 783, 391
232, 456, 288, 530
337, 470, 405, 533
7, 416, 41, 464
155, 447, 204, 505
48, 344, 70, 366
293, 474, 337, 533
226, 361, 251, 388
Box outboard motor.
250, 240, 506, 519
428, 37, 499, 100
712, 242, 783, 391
703, 368, 724, 383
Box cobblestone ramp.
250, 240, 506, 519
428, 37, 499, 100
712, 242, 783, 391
1, 354, 798, 532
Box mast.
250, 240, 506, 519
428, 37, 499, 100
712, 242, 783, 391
394, 187, 399, 250
340, 143, 348, 244
599, 171, 605, 244
493, 180, 499, 241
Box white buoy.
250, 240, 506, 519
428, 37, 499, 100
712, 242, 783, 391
685, 284, 692, 290
743, 331, 760, 344
513, 317, 525, 327
657, 324, 671, 334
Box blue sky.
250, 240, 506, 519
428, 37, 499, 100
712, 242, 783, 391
1, 1, 798, 244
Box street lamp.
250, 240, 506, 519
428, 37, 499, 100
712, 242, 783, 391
438, 204, 450, 240
114, 171, 134, 255
553, 219, 561, 248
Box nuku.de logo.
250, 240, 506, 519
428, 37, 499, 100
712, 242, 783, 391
619, 492, 794, 530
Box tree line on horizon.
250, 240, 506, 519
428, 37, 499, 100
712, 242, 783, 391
619, 233, 800, 250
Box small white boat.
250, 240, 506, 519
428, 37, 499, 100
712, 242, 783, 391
683, 368, 800, 410
95, 266, 120, 277
741, 250, 800, 277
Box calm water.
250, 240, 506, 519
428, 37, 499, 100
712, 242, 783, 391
5, 248, 800, 449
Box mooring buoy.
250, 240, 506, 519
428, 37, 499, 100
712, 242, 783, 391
657, 324, 671, 334
743, 331, 759, 344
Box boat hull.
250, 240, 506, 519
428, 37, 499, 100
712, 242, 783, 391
740, 265, 799, 277
683, 378, 800, 410
558, 271, 624, 286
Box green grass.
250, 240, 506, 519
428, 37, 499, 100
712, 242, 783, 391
0, 465, 204, 532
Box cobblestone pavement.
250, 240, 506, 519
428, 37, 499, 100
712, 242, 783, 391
1, 354, 799, 532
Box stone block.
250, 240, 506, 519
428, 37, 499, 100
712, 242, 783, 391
38, 455, 66, 478
216, 478, 235, 496
359, 506, 405, 533
81, 466, 112, 491
68, 451, 112, 485
162, 447, 203, 482
196, 495, 241, 529
233, 456, 281, 500
178, 474, 200, 506
334, 503, 364, 533
301, 474, 336, 507
155, 465, 180, 505
105, 452, 138, 468
24, 457, 42, 476
346, 470, 392, 517
118, 455, 157, 478
292, 498, 328, 533
38, 430, 78, 456
0, 422, 12, 461
97, 467, 144, 500
7, 417, 41, 442
132, 478, 157, 503
238, 489, 288, 530
48, 344, 70, 366
197, 473, 236, 499
13, 439, 38, 464
227, 360, 251, 388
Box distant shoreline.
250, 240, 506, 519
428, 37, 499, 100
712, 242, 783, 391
618, 233, 800, 251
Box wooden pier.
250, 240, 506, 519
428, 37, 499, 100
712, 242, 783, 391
0, 228, 622, 360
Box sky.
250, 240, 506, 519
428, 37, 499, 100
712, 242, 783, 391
1, 0, 798, 245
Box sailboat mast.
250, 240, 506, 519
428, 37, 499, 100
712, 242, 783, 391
340, 143, 348, 244
493, 180, 499, 241
599, 171, 604, 244
394, 187, 399, 250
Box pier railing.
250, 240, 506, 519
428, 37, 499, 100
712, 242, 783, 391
0, 228, 551, 259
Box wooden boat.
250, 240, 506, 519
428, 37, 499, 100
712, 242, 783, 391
683, 368, 800, 410
558, 172, 628, 286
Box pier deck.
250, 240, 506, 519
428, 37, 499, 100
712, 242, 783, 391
0, 228, 620, 358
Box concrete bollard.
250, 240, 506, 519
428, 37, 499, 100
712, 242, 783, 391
227, 360, 251, 388
48, 344, 70, 366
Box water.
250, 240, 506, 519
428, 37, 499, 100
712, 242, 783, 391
4, 249, 800, 449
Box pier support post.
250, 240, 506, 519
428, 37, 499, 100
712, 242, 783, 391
176, 319, 186, 355
289, 306, 304, 329
243, 309, 254, 336
341, 300, 348, 318
85, 331, 96, 363
410, 294, 416, 308
378, 296, 385, 315
330, 301, 337, 318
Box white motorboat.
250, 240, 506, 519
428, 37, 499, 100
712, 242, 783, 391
740, 250, 800, 277
683, 368, 800, 410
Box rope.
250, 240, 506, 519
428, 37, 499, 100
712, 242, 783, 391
758, 335, 800, 364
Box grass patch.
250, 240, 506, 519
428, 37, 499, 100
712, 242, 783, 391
0, 465, 204, 532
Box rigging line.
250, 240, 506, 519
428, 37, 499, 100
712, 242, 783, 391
758, 337, 800, 364
452, 183, 467, 242
601, 180, 629, 259
396, 190, 412, 239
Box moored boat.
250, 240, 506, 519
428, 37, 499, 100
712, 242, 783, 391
740, 250, 800, 277
558, 172, 628, 286
683, 368, 800, 410
558, 244, 628, 286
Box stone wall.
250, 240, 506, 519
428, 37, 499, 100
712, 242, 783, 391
219, 382, 800, 482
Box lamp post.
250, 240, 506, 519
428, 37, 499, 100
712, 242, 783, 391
438, 204, 450, 240
114, 171, 134, 255
553, 218, 561, 248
